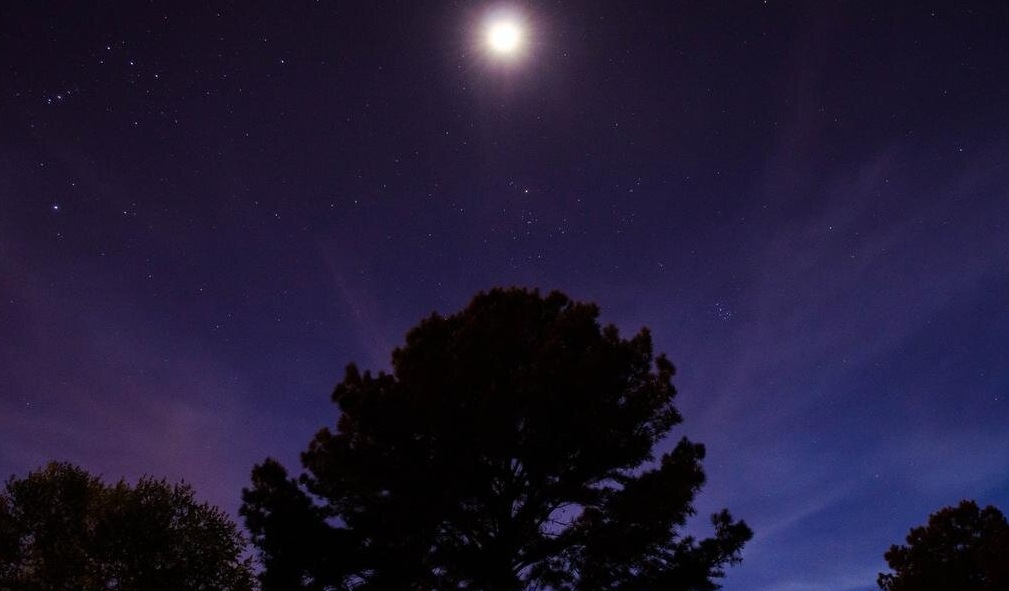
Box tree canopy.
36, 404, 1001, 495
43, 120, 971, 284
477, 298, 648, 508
878, 500, 1009, 591
242, 287, 751, 591
0, 462, 253, 591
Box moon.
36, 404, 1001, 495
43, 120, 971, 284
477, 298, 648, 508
486, 18, 524, 56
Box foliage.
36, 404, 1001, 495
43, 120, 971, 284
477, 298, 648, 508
242, 287, 751, 590
878, 499, 1009, 591
0, 462, 254, 591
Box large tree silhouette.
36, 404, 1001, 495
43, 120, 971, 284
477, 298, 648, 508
242, 288, 751, 591
0, 462, 253, 591
878, 500, 1009, 591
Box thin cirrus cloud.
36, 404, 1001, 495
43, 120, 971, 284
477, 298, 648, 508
666, 140, 1009, 591
0, 244, 258, 513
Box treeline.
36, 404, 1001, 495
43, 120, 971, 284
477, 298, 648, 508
3, 289, 1006, 591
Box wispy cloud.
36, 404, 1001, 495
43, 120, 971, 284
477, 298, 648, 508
0, 244, 257, 513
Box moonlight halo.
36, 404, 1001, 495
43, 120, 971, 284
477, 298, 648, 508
487, 19, 522, 54
480, 7, 528, 61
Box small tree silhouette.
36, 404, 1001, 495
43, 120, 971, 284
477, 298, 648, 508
243, 287, 751, 591
878, 500, 1009, 591
0, 462, 253, 591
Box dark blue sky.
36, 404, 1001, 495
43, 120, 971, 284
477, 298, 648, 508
2, 2, 1008, 590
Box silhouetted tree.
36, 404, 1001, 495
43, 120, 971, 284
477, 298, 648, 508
878, 500, 1009, 591
0, 462, 254, 591
242, 288, 751, 591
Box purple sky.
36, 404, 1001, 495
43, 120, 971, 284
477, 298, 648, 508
2, 2, 1008, 590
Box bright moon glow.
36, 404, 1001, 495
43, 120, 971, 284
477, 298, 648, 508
487, 19, 523, 55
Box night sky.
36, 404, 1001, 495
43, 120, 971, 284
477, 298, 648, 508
2, 2, 1009, 590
